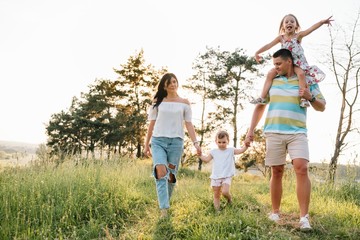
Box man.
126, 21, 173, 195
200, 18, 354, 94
245, 48, 326, 230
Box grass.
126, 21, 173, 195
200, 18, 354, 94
0, 158, 359, 239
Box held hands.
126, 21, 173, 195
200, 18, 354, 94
194, 143, 202, 156
244, 131, 254, 146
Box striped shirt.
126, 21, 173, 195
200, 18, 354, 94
263, 74, 325, 135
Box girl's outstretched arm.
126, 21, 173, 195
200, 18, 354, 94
255, 35, 282, 63
298, 16, 334, 41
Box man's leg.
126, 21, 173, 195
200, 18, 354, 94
270, 165, 285, 214
292, 158, 311, 217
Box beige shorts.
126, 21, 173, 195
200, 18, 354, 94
264, 133, 309, 166
210, 177, 232, 187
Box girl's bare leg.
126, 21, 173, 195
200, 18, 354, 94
251, 68, 277, 104
260, 68, 277, 99
294, 66, 309, 107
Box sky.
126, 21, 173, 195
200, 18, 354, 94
1, 0, 359, 164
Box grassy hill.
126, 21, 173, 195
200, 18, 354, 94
0, 158, 359, 239
0, 140, 39, 154
0, 140, 39, 166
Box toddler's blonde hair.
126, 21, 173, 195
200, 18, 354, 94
215, 130, 230, 141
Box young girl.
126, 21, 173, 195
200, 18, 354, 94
144, 73, 202, 218
251, 14, 333, 107
199, 130, 249, 212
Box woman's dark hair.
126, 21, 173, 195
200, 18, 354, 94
153, 73, 178, 108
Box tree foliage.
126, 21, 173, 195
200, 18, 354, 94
183, 46, 265, 169
113, 49, 167, 157
46, 50, 166, 160
238, 128, 268, 177
196, 47, 264, 148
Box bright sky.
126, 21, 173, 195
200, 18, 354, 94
1, 0, 359, 163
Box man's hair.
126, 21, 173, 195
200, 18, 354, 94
273, 48, 293, 63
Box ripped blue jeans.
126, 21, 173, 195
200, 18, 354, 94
151, 137, 184, 209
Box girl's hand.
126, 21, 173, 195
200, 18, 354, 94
255, 54, 262, 63
322, 16, 334, 26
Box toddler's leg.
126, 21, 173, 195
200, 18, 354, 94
212, 186, 221, 211
221, 183, 232, 204
295, 66, 310, 108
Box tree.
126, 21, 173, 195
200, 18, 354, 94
193, 47, 264, 148
46, 109, 79, 159
45, 50, 166, 160
45, 80, 135, 160
113, 49, 167, 158
76, 79, 128, 159
183, 50, 220, 170
328, 12, 360, 182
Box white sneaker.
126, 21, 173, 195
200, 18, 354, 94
268, 213, 280, 222
299, 214, 312, 231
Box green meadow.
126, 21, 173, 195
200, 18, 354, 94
0, 158, 359, 239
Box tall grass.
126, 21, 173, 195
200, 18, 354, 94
0, 158, 359, 239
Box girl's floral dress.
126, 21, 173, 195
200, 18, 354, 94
281, 35, 325, 85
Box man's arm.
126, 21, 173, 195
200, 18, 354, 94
246, 104, 267, 142
309, 97, 326, 111
299, 88, 326, 112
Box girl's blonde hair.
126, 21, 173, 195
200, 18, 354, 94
215, 130, 230, 141
279, 14, 301, 34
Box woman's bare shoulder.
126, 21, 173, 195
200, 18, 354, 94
179, 97, 190, 105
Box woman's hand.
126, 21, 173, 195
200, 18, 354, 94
143, 145, 151, 157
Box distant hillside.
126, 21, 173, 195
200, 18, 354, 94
0, 141, 39, 154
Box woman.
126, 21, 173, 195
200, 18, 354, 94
144, 73, 201, 218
